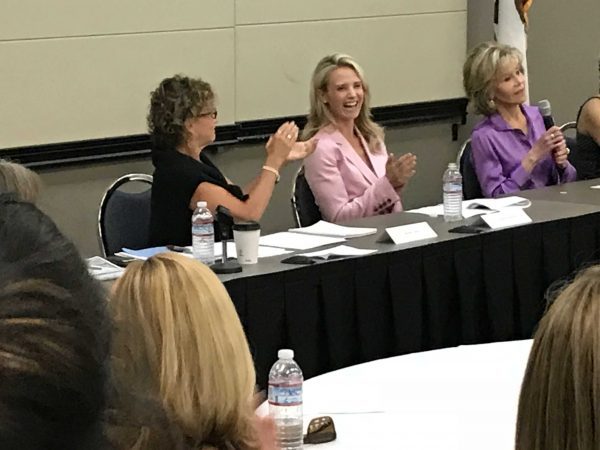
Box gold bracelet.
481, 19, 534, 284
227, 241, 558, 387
262, 165, 280, 183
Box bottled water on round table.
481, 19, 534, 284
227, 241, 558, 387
191, 201, 214, 265
268, 349, 303, 450
443, 162, 463, 222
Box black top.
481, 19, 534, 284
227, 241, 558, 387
574, 96, 600, 180
149, 149, 247, 246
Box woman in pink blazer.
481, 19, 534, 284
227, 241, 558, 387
302, 53, 417, 222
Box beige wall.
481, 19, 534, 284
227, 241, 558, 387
0, 0, 466, 148
526, 0, 600, 124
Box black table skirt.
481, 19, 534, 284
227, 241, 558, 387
226, 212, 600, 388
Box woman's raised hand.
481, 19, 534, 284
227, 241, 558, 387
287, 137, 318, 162
386, 152, 417, 189
265, 122, 298, 169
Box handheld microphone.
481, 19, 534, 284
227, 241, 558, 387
538, 99, 555, 130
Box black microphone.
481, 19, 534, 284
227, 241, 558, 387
538, 99, 555, 130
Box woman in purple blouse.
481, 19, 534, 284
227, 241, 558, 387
463, 42, 576, 198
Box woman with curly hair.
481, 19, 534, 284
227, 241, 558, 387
108, 253, 276, 449
148, 75, 315, 246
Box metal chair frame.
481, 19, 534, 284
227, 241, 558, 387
97, 173, 153, 257
290, 165, 321, 228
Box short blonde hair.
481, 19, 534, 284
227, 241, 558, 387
515, 265, 600, 450
0, 160, 41, 203
463, 42, 525, 116
302, 53, 384, 152
110, 253, 258, 449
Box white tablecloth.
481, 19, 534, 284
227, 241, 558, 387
259, 340, 532, 449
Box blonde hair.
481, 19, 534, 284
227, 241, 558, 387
463, 41, 525, 116
515, 265, 600, 450
302, 53, 384, 152
0, 160, 41, 203
110, 253, 258, 449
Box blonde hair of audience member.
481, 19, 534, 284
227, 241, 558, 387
0, 160, 41, 203
515, 265, 600, 450
463, 41, 525, 116
302, 53, 384, 152
110, 253, 260, 449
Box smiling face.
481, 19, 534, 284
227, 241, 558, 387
492, 57, 527, 108
322, 66, 364, 125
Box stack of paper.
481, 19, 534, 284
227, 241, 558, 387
116, 246, 173, 260
407, 196, 531, 218
214, 242, 292, 259
260, 232, 345, 250
289, 220, 377, 238
86, 256, 124, 280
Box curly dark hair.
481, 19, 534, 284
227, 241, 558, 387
147, 75, 214, 151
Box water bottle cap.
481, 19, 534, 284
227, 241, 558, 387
278, 349, 294, 359
197, 201, 207, 208
448, 162, 458, 169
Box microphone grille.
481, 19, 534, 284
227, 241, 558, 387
538, 99, 552, 116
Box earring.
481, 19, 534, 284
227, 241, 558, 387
488, 98, 495, 108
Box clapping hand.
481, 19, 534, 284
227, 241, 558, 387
386, 152, 417, 189
287, 138, 318, 162
265, 122, 298, 168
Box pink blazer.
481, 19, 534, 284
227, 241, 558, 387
303, 128, 402, 222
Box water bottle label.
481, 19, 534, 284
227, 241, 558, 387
268, 383, 302, 406
192, 223, 213, 235
443, 183, 462, 193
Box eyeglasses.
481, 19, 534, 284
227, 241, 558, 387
304, 416, 336, 444
198, 110, 218, 119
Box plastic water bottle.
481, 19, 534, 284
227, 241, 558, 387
268, 349, 303, 450
443, 162, 463, 222
192, 201, 214, 265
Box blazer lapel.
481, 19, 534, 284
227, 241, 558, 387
333, 130, 379, 184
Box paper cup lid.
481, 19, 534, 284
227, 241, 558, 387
233, 221, 260, 231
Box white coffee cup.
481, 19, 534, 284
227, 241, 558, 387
233, 221, 261, 264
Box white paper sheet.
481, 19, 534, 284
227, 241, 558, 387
213, 242, 291, 259
406, 196, 531, 219
301, 245, 377, 258
289, 220, 377, 238
259, 232, 345, 250
87, 256, 124, 280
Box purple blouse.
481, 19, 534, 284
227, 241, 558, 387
471, 104, 577, 197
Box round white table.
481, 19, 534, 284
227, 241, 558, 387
259, 340, 532, 449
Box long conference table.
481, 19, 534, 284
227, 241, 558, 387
219, 179, 600, 388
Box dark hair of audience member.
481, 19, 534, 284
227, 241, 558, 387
515, 264, 600, 450
0, 194, 110, 449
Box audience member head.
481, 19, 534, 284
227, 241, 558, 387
147, 75, 216, 151
0, 195, 110, 449
110, 253, 259, 449
463, 41, 525, 116
0, 159, 41, 203
303, 53, 383, 147
515, 265, 600, 450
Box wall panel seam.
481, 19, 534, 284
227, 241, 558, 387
0, 27, 235, 43
236, 10, 467, 27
